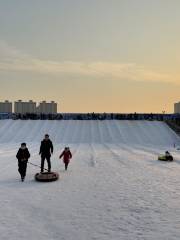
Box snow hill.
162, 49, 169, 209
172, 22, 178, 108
0, 120, 180, 240
0, 120, 179, 146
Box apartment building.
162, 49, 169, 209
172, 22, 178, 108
0, 100, 12, 113
14, 100, 37, 114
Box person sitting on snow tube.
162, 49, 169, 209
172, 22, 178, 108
158, 151, 173, 161
165, 151, 173, 161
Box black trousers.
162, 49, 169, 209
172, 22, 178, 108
64, 161, 69, 170
18, 160, 28, 178
41, 155, 51, 172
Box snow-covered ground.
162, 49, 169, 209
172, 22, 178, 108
0, 120, 180, 240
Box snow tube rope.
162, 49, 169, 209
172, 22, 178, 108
35, 172, 59, 182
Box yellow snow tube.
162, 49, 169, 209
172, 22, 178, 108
158, 155, 173, 161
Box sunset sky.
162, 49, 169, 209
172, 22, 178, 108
0, 0, 179, 113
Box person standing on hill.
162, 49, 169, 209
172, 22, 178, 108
39, 134, 53, 173
16, 143, 30, 182
59, 147, 72, 170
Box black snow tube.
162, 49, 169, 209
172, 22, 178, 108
158, 155, 173, 161
35, 172, 59, 182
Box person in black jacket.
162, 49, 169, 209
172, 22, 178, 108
16, 143, 30, 182
39, 134, 53, 172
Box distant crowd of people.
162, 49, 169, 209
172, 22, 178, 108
2, 112, 179, 121
16, 134, 72, 182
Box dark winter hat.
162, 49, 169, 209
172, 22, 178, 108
21, 142, 26, 146
45, 134, 49, 137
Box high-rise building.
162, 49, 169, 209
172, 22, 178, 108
14, 100, 37, 114
174, 102, 180, 114
37, 101, 57, 114
0, 100, 12, 113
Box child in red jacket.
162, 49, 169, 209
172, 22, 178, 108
59, 147, 72, 170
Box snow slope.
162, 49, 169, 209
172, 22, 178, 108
0, 120, 179, 146
0, 120, 180, 240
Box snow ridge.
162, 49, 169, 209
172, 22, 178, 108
0, 120, 179, 147
0, 120, 180, 240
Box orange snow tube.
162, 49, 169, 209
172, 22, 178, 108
35, 172, 59, 182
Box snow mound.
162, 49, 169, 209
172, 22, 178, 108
0, 120, 180, 240
0, 120, 179, 146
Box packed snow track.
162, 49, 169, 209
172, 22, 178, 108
0, 120, 180, 240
